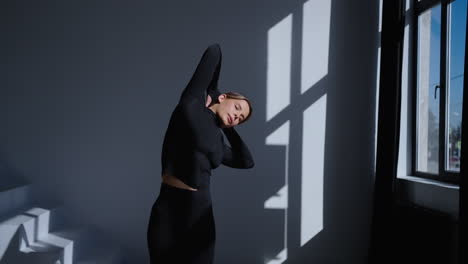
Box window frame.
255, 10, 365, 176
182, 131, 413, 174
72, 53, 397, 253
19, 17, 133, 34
411, 0, 461, 184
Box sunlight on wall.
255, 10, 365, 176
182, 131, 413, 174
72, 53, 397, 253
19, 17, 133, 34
301, 0, 331, 94
301, 94, 326, 246
267, 15, 292, 122
265, 15, 292, 260
265, 121, 290, 264
264, 0, 330, 263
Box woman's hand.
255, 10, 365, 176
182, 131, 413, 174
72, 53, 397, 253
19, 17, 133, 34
205, 94, 212, 107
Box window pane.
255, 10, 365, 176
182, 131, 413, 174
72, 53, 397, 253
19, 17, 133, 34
416, 5, 441, 174
446, 0, 467, 172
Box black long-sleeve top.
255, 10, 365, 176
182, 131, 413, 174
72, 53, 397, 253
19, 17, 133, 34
160, 43, 254, 189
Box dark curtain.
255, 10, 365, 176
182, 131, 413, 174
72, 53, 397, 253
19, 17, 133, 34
369, 0, 405, 263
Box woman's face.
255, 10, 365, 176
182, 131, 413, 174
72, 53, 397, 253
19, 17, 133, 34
217, 96, 250, 128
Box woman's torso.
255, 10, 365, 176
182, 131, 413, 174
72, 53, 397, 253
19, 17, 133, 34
160, 99, 225, 190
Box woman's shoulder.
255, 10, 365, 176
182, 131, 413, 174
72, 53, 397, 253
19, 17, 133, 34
176, 97, 216, 127
178, 96, 204, 112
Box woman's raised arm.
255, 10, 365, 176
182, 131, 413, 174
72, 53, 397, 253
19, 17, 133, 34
179, 44, 222, 104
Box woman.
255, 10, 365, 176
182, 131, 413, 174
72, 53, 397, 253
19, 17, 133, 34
147, 43, 255, 264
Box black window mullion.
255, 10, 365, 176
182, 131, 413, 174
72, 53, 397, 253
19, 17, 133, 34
416, 0, 444, 14
416, 170, 459, 184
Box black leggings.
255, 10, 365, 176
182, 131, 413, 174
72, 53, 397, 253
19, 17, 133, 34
147, 182, 216, 264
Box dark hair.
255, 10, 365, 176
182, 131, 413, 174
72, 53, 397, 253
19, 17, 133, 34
224, 91, 253, 124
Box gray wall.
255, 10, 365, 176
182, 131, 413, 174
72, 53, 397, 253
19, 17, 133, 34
1, 0, 379, 263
